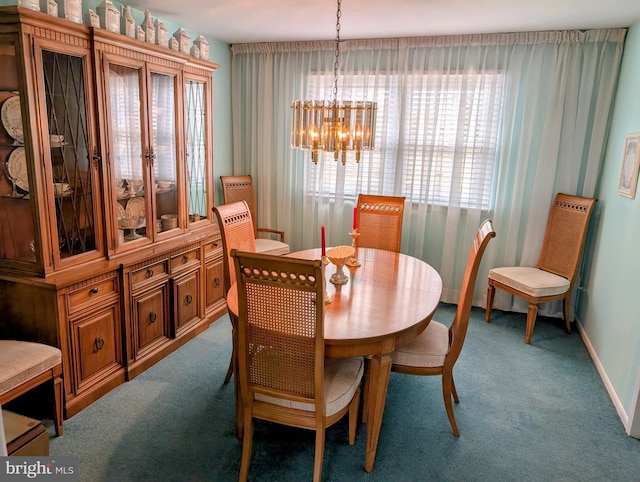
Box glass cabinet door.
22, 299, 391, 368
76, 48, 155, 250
40, 46, 101, 264
150, 70, 179, 234
185, 78, 210, 225
106, 62, 148, 244
0, 39, 37, 268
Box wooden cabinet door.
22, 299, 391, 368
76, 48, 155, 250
172, 270, 200, 336
133, 284, 170, 356
184, 74, 213, 226
32, 37, 104, 270
71, 303, 122, 392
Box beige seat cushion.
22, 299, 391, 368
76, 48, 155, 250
0, 341, 62, 395
255, 357, 363, 416
391, 320, 449, 367
255, 238, 290, 256
489, 267, 570, 298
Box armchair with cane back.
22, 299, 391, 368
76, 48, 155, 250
220, 175, 289, 255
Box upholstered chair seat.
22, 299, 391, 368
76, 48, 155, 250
390, 321, 449, 367
488, 267, 570, 298
0, 340, 63, 436
254, 238, 290, 256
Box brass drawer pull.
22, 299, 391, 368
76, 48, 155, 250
94, 337, 105, 351
182, 254, 189, 263
149, 312, 157, 323
186, 294, 193, 304
146, 268, 154, 278
89, 287, 99, 295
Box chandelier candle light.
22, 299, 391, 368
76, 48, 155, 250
291, 0, 377, 165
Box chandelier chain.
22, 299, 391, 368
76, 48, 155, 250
333, 0, 341, 100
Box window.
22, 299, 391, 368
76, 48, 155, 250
305, 71, 504, 210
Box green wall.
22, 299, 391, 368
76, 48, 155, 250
578, 19, 640, 431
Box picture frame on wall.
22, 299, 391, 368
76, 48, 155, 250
617, 133, 640, 199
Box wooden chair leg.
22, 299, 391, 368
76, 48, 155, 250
563, 296, 572, 334
485, 283, 495, 323
442, 369, 459, 437
348, 387, 361, 445
313, 427, 326, 482
224, 315, 238, 384
223, 353, 234, 384
239, 412, 253, 482
525, 303, 538, 344
53, 370, 64, 436
361, 358, 370, 423
451, 375, 459, 404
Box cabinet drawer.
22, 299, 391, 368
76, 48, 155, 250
68, 277, 118, 315
131, 261, 168, 290
203, 238, 222, 259
170, 248, 200, 273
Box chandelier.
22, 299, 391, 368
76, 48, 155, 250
290, 0, 377, 165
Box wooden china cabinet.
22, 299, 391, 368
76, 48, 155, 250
0, 7, 226, 418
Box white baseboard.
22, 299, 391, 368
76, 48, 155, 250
629, 369, 640, 438
575, 318, 635, 436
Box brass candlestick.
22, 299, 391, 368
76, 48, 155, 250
322, 256, 332, 303
346, 229, 361, 267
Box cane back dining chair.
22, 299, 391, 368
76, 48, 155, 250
485, 193, 597, 344
231, 250, 363, 482
213, 201, 257, 389
220, 175, 290, 255
390, 219, 496, 436
356, 194, 406, 252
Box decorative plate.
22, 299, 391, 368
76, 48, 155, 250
116, 202, 126, 219
1, 96, 24, 144
125, 197, 146, 218
7, 147, 29, 192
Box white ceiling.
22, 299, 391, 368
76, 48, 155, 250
122, 0, 640, 45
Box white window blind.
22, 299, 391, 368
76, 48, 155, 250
305, 71, 504, 210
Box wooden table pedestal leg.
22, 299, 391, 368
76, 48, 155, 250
364, 352, 392, 472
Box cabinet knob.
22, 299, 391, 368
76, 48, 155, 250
214, 277, 220, 287
182, 254, 188, 264
146, 268, 154, 278
94, 337, 105, 351
213, 242, 219, 247
186, 294, 193, 304
89, 287, 99, 295
149, 312, 157, 323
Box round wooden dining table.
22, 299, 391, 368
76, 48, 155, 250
226, 247, 442, 472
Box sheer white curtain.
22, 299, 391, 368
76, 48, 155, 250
230, 30, 625, 309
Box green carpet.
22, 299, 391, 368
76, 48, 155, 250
50, 304, 640, 481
